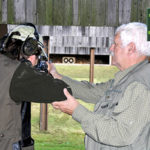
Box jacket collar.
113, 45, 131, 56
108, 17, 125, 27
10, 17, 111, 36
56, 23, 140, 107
113, 59, 149, 86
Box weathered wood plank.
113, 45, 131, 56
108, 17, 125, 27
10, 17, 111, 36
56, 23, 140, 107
106, 0, 118, 26
0, 0, 2, 23
139, 0, 150, 23
26, 0, 37, 24
14, 0, 25, 23
46, 26, 114, 55
2, 0, 7, 23
79, 0, 92, 26
53, 0, 65, 25
38, 25, 50, 36
45, 0, 53, 25
137, 0, 145, 23
91, 0, 106, 26
63, 0, 73, 26
2, 0, 150, 26
54, 26, 63, 36
37, 0, 46, 25
145, 0, 150, 23
130, 0, 138, 22
132, 0, 150, 23
73, 0, 79, 25
7, 0, 15, 24
119, 0, 131, 24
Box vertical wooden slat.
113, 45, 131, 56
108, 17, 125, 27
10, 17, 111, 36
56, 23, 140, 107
138, 0, 146, 22
106, 0, 119, 26
137, 0, 142, 22
14, 0, 25, 23
79, 0, 92, 26
45, 0, 53, 25
78, 0, 84, 26
2, 0, 150, 26
73, 0, 79, 25
38, 25, 50, 36
0, 0, 2, 23
77, 0, 81, 25
2, 0, 7, 23
91, 0, 106, 26
7, 0, 15, 24
133, 0, 150, 23
37, 0, 46, 25
139, 0, 150, 23
146, 0, 150, 11
130, 0, 138, 22
63, 0, 73, 26
53, 0, 64, 25
26, 0, 37, 24
91, 0, 96, 26
141, 0, 147, 23
119, 0, 131, 24
145, 0, 150, 23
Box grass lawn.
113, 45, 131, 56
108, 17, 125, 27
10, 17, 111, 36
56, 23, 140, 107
31, 64, 118, 150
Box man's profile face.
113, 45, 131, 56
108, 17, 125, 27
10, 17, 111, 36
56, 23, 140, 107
109, 33, 128, 70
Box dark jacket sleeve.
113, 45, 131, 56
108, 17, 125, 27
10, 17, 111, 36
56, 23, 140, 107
9, 61, 72, 103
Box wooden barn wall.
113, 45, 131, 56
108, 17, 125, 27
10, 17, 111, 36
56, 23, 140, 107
0, 0, 150, 26
8, 24, 115, 55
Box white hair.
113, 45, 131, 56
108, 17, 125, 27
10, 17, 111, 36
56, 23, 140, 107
115, 22, 150, 56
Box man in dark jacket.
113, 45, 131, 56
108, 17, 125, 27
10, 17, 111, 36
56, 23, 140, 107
0, 23, 72, 150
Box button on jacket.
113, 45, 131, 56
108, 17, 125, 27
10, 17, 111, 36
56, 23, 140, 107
62, 60, 150, 150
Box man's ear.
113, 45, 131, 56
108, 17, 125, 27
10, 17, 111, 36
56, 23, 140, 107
127, 42, 136, 54
28, 55, 36, 63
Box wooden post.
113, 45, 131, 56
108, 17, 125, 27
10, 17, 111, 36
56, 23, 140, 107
40, 104, 48, 130
0, 24, 7, 38
39, 36, 49, 131
109, 55, 112, 65
43, 36, 50, 59
89, 48, 95, 83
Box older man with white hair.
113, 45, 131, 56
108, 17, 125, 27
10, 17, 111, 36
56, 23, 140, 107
50, 22, 150, 150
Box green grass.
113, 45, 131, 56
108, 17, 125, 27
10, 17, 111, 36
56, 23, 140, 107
31, 64, 118, 150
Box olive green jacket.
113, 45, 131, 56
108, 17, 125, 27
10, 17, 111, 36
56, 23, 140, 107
0, 54, 21, 150
62, 60, 150, 150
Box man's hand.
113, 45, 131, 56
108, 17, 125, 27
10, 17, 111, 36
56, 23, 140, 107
52, 88, 79, 115
47, 62, 62, 79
